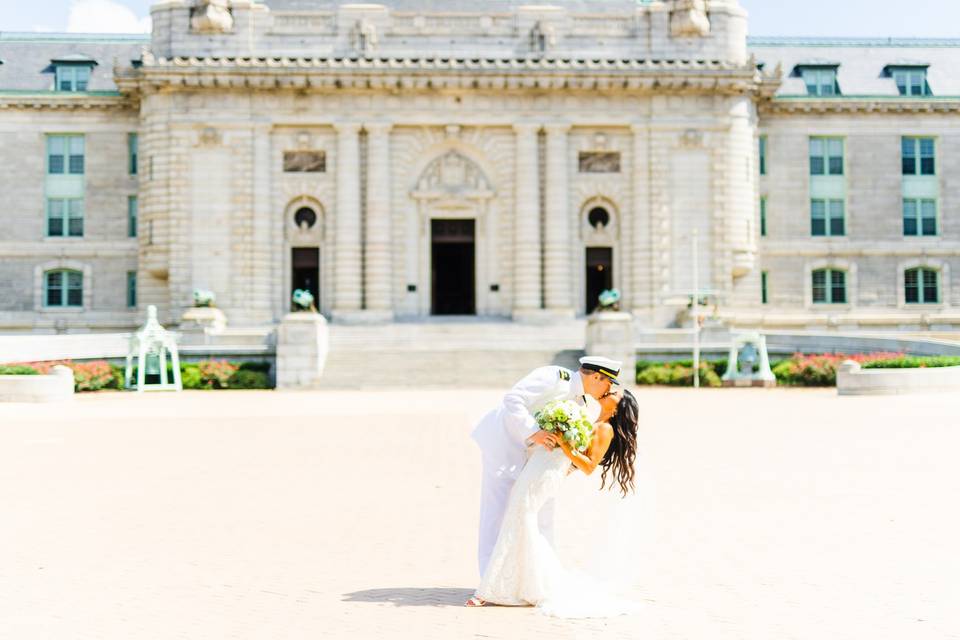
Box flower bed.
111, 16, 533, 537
635, 352, 960, 387
1, 359, 273, 391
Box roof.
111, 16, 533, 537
264, 0, 647, 11
747, 37, 960, 97
0, 32, 147, 92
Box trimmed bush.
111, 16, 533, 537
0, 365, 40, 375
636, 361, 722, 387
862, 356, 960, 370
226, 369, 271, 389
198, 359, 239, 389
772, 352, 905, 386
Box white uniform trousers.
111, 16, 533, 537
477, 453, 556, 578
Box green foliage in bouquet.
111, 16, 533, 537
534, 399, 594, 452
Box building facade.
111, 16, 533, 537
1, 0, 959, 333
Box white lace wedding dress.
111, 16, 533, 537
476, 447, 639, 618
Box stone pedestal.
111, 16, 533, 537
276, 312, 330, 389
179, 306, 227, 334
585, 311, 636, 385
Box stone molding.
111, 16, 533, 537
760, 97, 960, 115
0, 93, 134, 111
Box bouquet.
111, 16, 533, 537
534, 399, 594, 453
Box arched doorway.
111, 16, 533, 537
410, 149, 495, 316
284, 197, 327, 314
579, 199, 620, 314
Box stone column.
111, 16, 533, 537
333, 122, 362, 316
543, 124, 574, 316
512, 123, 542, 319
364, 123, 394, 320
630, 122, 654, 324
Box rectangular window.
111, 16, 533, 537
809, 137, 843, 176
893, 68, 930, 96
903, 199, 937, 236
46, 198, 84, 237
128, 196, 138, 237
127, 271, 137, 308
761, 271, 768, 304
801, 67, 839, 96
45, 270, 83, 307
56, 65, 91, 92
48, 135, 85, 175
812, 269, 847, 304
811, 199, 844, 236
759, 136, 767, 176
905, 267, 939, 304
902, 137, 935, 176
128, 133, 138, 175
760, 197, 767, 236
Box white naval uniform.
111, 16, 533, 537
471, 365, 588, 577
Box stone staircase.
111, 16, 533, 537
318, 318, 587, 388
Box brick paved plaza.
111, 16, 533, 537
1, 388, 958, 640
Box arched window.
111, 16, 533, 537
905, 267, 939, 304
811, 268, 846, 304
587, 206, 611, 230
44, 269, 83, 307
294, 206, 317, 230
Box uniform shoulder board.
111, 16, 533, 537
558, 369, 571, 381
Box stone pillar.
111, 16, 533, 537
363, 122, 394, 320
276, 312, 329, 388
543, 124, 574, 316
512, 123, 543, 320
585, 311, 636, 387
333, 122, 362, 317
630, 122, 654, 325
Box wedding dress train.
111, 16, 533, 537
476, 447, 639, 618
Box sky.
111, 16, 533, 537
0, 0, 957, 37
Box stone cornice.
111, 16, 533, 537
117, 55, 764, 96
760, 96, 960, 115
0, 91, 135, 112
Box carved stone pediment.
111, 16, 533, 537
190, 0, 234, 34
352, 19, 378, 56
670, 0, 710, 38
412, 150, 493, 200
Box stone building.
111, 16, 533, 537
1, 0, 959, 334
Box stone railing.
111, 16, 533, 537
837, 360, 960, 396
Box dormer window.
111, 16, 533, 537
887, 66, 931, 97
51, 55, 97, 92
798, 65, 840, 97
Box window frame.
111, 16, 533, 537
800, 67, 840, 97
811, 268, 848, 305
904, 267, 940, 304
46, 197, 84, 238
809, 137, 844, 176
810, 198, 845, 237
759, 135, 767, 176
54, 64, 92, 92
761, 271, 768, 305
891, 67, 931, 97
128, 195, 138, 238
760, 196, 767, 237
43, 269, 84, 308
128, 133, 138, 175
47, 134, 85, 176
126, 271, 137, 308
902, 198, 938, 237
901, 136, 935, 176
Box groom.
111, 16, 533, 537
471, 356, 622, 577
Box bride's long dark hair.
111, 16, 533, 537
600, 389, 638, 496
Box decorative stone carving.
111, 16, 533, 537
283, 150, 326, 172
351, 19, 378, 56
679, 129, 704, 148
578, 151, 621, 173
198, 126, 221, 146
413, 150, 492, 198
529, 21, 556, 55
190, 0, 234, 34
670, 0, 710, 38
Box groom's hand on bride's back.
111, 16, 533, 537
528, 430, 556, 450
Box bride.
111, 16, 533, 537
467, 387, 640, 617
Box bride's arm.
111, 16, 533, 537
550, 423, 614, 475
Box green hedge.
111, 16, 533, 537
636, 352, 960, 387
3, 359, 273, 391
862, 356, 960, 369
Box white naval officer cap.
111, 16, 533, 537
578, 356, 623, 385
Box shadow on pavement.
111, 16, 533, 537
343, 587, 476, 607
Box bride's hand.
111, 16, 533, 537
529, 429, 557, 450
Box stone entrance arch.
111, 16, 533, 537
410, 149, 496, 316
578, 196, 621, 314
282, 196, 329, 315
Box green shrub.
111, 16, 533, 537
636, 362, 722, 387
237, 361, 271, 374
226, 369, 271, 389
71, 361, 116, 391
862, 356, 960, 369
0, 365, 40, 375
180, 365, 204, 389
